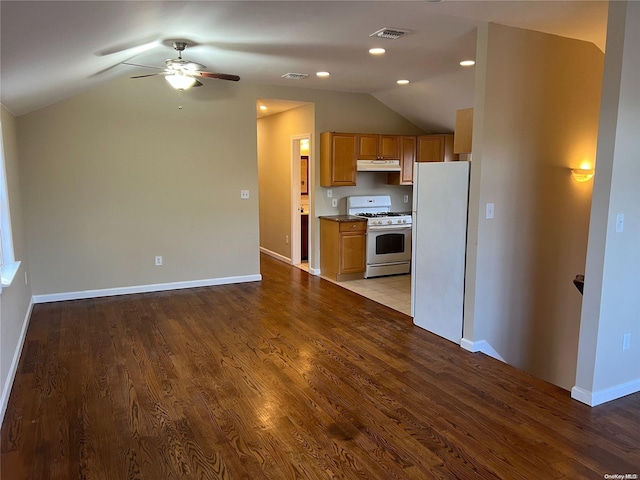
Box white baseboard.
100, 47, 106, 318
1, 299, 34, 424
259, 247, 291, 265
259, 247, 321, 275
571, 379, 640, 407
460, 338, 505, 362
32, 274, 262, 304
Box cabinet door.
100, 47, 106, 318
454, 108, 473, 154
379, 135, 400, 159
339, 232, 366, 273
357, 134, 379, 160
321, 132, 357, 186
399, 136, 416, 184
417, 135, 445, 162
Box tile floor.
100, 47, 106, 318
336, 274, 412, 316
297, 262, 412, 316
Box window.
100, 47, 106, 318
0, 123, 20, 290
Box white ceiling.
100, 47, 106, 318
0, 1, 608, 131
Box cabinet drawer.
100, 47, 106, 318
339, 221, 366, 232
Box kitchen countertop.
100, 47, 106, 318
319, 215, 367, 222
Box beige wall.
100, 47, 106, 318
258, 104, 314, 260
1, 105, 33, 420
18, 77, 261, 295
18, 77, 425, 294
575, 1, 640, 405
464, 24, 604, 390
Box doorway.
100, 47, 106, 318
290, 135, 311, 270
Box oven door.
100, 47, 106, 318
367, 225, 412, 265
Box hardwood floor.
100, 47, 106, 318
2, 254, 639, 479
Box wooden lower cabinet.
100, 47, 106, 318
320, 217, 366, 281
301, 214, 308, 261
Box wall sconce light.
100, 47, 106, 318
571, 168, 595, 182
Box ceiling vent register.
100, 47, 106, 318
282, 73, 310, 80
369, 28, 410, 40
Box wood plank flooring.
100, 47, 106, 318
2, 254, 639, 479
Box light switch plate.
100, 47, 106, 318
486, 203, 495, 219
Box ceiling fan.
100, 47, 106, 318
124, 41, 240, 90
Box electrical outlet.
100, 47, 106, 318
155, 256, 163, 266
623, 333, 631, 351
331, 198, 338, 208
240, 190, 250, 199
404, 195, 409, 203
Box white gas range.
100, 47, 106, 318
347, 195, 412, 278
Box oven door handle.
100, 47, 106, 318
367, 225, 412, 231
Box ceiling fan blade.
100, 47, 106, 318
197, 72, 241, 82
122, 62, 165, 71
130, 73, 164, 79
97, 36, 161, 56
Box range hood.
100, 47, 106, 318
356, 159, 401, 172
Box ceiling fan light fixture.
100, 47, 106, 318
165, 71, 197, 90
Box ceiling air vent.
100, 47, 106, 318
282, 73, 309, 80
369, 28, 410, 40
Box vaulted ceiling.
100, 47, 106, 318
0, 1, 608, 131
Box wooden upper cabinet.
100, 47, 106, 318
388, 136, 416, 185
321, 132, 357, 187
454, 108, 473, 154
357, 134, 400, 160
357, 134, 379, 160
379, 135, 401, 159
417, 134, 457, 162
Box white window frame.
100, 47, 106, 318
0, 123, 21, 290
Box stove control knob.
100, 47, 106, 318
387, 220, 392, 224
402, 219, 407, 224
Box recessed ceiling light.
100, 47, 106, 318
316, 71, 330, 78
259, 105, 267, 111
460, 60, 476, 66
397, 79, 410, 85
369, 48, 386, 55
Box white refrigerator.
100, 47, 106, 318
411, 161, 470, 344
